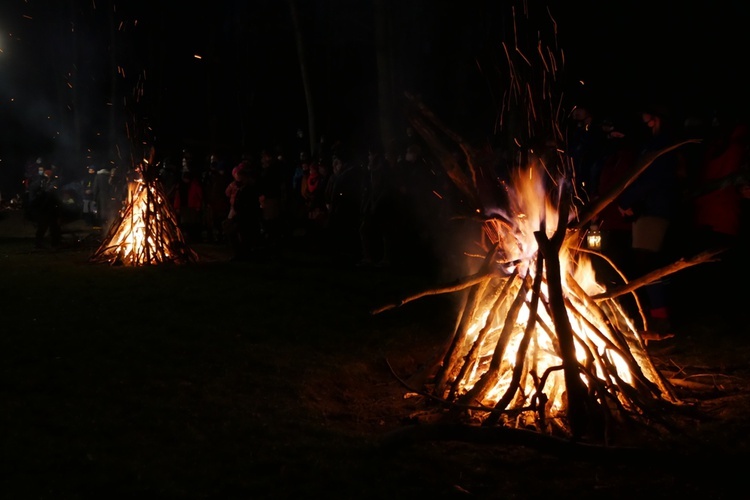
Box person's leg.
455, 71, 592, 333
49, 214, 62, 246
632, 216, 671, 333
35, 222, 47, 248
358, 214, 376, 265
35, 208, 50, 248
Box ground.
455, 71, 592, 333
2, 208, 749, 498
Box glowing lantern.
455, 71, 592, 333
586, 223, 602, 250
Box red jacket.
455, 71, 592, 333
173, 178, 203, 212
693, 123, 749, 236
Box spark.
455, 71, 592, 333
515, 46, 532, 67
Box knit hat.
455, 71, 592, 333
232, 162, 247, 181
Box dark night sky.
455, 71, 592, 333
0, 0, 748, 194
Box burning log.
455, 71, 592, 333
89, 171, 198, 266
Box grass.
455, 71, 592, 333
1, 214, 463, 498
4, 210, 750, 498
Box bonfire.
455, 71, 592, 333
376, 5, 718, 444
89, 161, 198, 266
377, 145, 715, 443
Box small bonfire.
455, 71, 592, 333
89, 161, 198, 266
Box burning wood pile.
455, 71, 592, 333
378, 148, 716, 443
89, 163, 198, 266
377, 6, 719, 444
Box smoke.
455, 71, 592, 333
6, 6, 158, 197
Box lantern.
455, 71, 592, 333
586, 223, 602, 250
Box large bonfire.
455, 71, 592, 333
378, 146, 712, 442
377, 6, 716, 443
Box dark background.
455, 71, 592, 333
0, 0, 747, 196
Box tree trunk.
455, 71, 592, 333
373, 0, 396, 152
67, 0, 82, 171
108, 0, 119, 164
289, 0, 317, 158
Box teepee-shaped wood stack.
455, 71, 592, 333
89, 171, 198, 266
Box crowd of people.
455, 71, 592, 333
21, 158, 127, 249
16, 99, 750, 336
148, 131, 460, 278
569, 100, 750, 336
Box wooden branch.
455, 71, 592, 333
405, 91, 471, 150
370, 269, 499, 315
535, 184, 598, 438
592, 248, 725, 301
576, 247, 650, 334
408, 115, 483, 212
601, 291, 649, 344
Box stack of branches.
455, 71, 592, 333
89, 176, 198, 266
